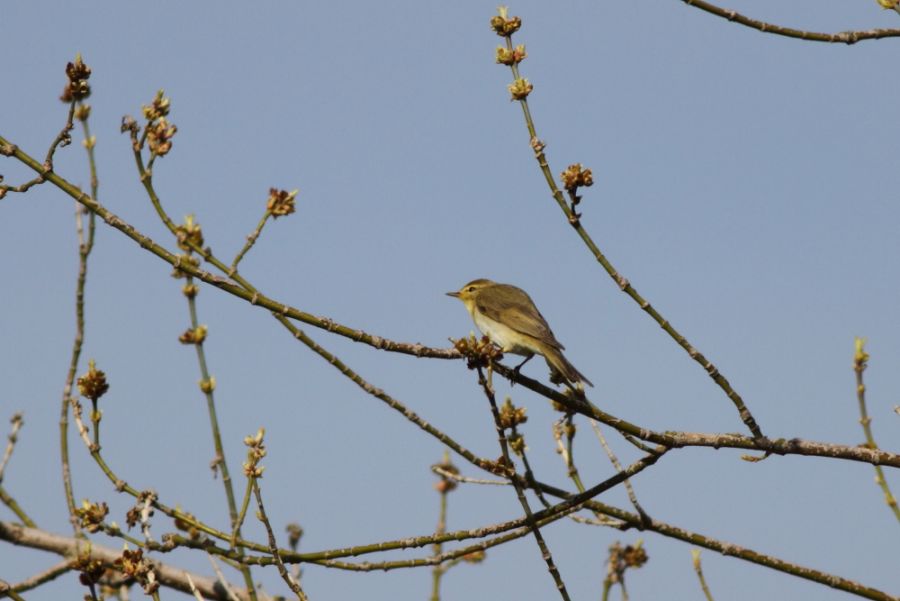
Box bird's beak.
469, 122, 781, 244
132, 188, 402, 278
445, 291, 460, 298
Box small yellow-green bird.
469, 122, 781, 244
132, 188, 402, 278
447, 278, 593, 387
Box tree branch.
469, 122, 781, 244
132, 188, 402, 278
0, 521, 249, 601
0, 131, 458, 361
681, 0, 900, 44
529, 484, 900, 601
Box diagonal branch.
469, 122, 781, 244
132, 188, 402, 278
681, 0, 900, 45
476, 365, 570, 601
493, 26, 765, 442
490, 364, 900, 469
853, 338, 900, 523
529, 482, 900, 601
0, 521, 249, 601
4, 134, 900, 471
0, 132, 457, 361
5, 559, 72, 596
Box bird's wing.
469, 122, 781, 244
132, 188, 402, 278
475, 285, 565, 350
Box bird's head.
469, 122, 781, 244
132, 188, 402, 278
446, 278, 496, 304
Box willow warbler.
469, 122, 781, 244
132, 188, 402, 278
447, 279, 593, 387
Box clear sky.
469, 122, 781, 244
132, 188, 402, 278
2, 2, 899, 599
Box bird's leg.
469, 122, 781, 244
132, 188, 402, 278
511, 354, 534, 384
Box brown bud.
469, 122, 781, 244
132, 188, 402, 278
623, 544, 648, 568
286, 523, 304, 549
490, 9, 522, 37
121, 115, 139, 135
508, 432, 526, 456
174, 215, 203, 251
75, 499, 109, 533
114, 548, 158, 594
499, 397, 528, 429
61, 55, 92, 102
561, 163, 594, 191
178, 325, 208, 345
76, 557, 105, 586
142, 90, 171, 121
496, 44, 527, 65
77, 360, 109, 402
267, 188, 297, 218
171, 253, 201, 279
146, 117, 177, 156
507, 78, 533, 101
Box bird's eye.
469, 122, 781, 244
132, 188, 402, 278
467, 286, 476, 292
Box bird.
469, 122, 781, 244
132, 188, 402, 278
447, 278, 593, 387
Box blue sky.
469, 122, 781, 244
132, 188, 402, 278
2, 2, 899, 599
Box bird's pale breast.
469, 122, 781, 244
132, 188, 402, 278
472, 310, 537, 357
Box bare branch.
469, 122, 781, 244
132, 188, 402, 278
491, 20, 765, 441
476, 364, 571, 601
681, 0, 900, 44
0, 413, 24, 483
6, 559, 72, 595
0, 521, 249, 601
530, 483, 900, 601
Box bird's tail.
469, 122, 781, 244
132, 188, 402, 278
542, 346, 593, 388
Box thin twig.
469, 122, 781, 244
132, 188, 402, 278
270, 313, 494, 472
431, 451, 452, 601
127, 132, 458, 360
517, 437, 555, 510
207, 554, 243, 601
44, 102, 77, 170
0, 413, 24, 482
230, 455, 662, 572
231, 211, 271, 272
555, 415, 584, 491
853, 338, 900, 523
319, 456, 662, 571
254, 481, 309, 601
0, 485, 36, 527
232, 478, 254, 549
590, 420, 650, 522
58, 100, 99, 535
493, 17, 766, 444
477, 365, 571, 601
225, 452, 660, 568
186, 572, 206, 601
431, 466, 509, 486
569, 514, 627, 528
488, 363, 900, 469
180, 272, 257, 599
552, 416, 633, 527
681, 0, 900, 44
0, 102, 76, 199
6, 559, 72, 595
528, 482, 899, 601
691, 549, 716, 601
